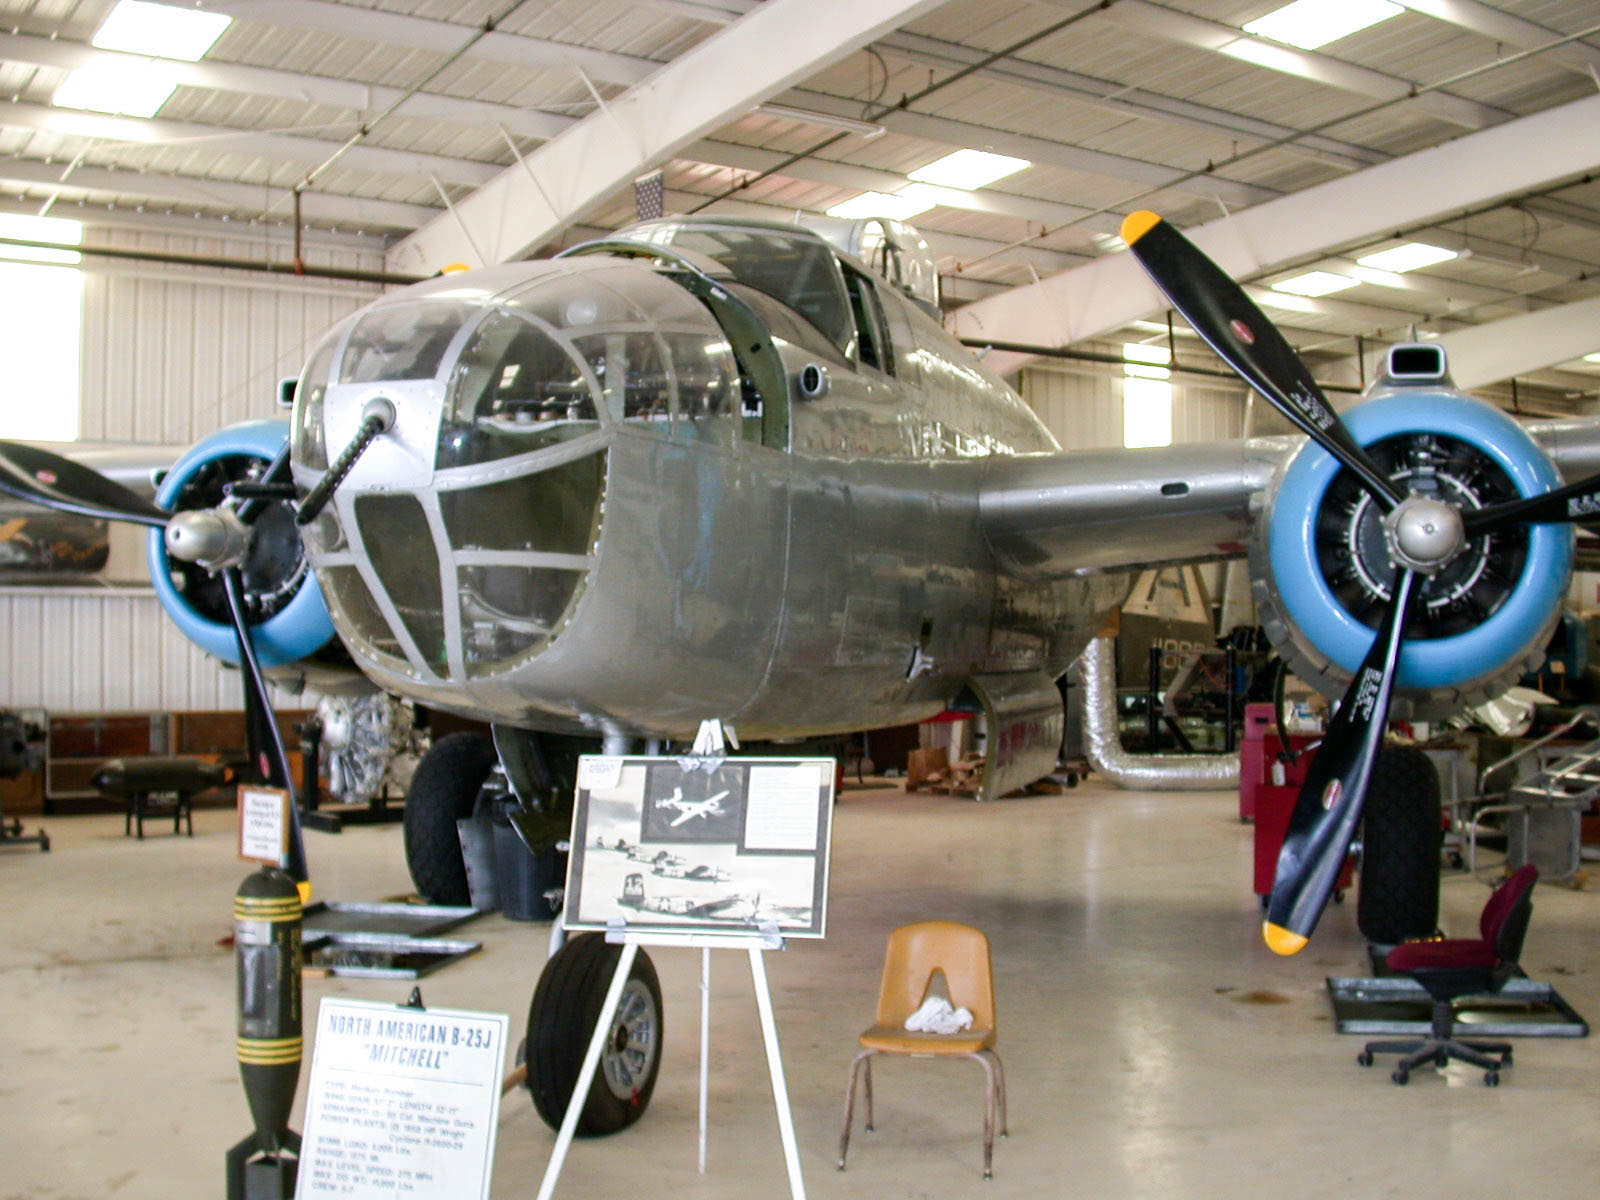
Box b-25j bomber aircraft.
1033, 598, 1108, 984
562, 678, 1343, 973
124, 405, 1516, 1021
6, 208, 1600, 1136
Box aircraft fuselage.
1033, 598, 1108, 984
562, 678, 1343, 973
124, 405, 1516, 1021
292, 219, 1129, 739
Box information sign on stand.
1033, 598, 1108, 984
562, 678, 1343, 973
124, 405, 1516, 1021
566, 755, 834, 938
239, 786, 291, 868
537, 745, 835, 1200
298, 997, 509, 1200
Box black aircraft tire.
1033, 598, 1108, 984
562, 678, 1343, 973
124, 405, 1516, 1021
1357, 746, 1443, 945
527, 934, 663, 1137
403, 731, 495, 905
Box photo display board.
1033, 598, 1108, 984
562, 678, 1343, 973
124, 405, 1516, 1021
565, 756, 835, 938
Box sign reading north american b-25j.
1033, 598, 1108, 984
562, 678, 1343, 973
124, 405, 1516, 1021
7, 208, 1600, 1135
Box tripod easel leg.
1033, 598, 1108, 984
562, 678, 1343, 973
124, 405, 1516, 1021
535, 942, 639, 1200
749, 945, 807, 1200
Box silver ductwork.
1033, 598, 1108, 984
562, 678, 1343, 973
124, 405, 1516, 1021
1076, 637, 1239, 791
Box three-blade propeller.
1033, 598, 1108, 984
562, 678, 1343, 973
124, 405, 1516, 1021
1121, 210, 1593, 953
0, 438, 308, 887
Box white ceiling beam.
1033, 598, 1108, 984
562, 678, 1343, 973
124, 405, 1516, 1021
386, 0, 949, 273
0, 33, 575, 143
0, 158, 437, 230
948, 92, 1600, 374
1435, 297, 1600, 389
1403, 0, 1600, 75
1090, 0, 1508, 130
776, 92, 1277, 207
1243, 286, 1446, 332
207, 0, 655, 87
875, 30, 1384, 172
0, 102, 498, 187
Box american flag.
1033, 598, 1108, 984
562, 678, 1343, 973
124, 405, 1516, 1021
634, 170, 665, 221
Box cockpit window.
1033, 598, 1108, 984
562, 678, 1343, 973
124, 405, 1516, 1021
293, 321, 346, 470
439, 309, 598, 468
656, 228, 852, 353
341, 301, 473, 383
842, 265, 893, 375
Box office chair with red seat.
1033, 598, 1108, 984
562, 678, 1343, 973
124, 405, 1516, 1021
1358, 864, 1538, 1086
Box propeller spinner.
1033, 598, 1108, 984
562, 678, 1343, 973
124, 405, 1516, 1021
0, 437, 312, 889
1121, 210, 1597, 953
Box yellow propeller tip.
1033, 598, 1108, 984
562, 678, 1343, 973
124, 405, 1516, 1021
1121, 210, 1163, 246
1263, 922, 1308, 956
296, 880, 313, 905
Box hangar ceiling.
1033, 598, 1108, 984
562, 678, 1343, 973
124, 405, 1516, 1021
2, 0, 1600, 401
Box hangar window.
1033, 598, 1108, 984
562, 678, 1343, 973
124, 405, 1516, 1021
1122, 343, 1172, 449
0, 215, 83, 441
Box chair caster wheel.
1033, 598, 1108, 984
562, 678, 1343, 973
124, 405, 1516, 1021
1435, 1050, 1449, 1067
1485, 1071, 1499, 1087
1391, 1069, 1409, 1085
1357, 1050, 1374, 1067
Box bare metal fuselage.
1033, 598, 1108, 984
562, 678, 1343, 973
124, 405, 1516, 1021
294, 229, 1131, 739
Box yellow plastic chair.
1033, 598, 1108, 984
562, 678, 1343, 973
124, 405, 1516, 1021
837, 920, 1008, 1179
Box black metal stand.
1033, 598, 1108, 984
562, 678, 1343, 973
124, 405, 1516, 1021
0, 807, 48, 852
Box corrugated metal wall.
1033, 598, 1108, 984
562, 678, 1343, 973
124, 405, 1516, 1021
3, 226, 386, 713
1019, 350, 1247, 449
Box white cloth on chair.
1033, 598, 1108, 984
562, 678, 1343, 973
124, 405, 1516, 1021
904, 996, 974, 1035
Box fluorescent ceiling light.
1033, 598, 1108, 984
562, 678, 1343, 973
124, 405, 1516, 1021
0, 213, 82, 264
1357, 243, 1458, 273
53, 61, 177, 117
1256, 291, 1317, 314
92, 0, 231, 61
1242, 0, 1403, 50
909, 149, 1030, 190
1271, 270, 1358, 297
1584, 353, 1600, 364
825, 190, 935, 222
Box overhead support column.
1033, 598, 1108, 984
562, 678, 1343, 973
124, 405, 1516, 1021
1435, 297, 1600, 389
386, 0, 948, 274
948, 92, 1600, 376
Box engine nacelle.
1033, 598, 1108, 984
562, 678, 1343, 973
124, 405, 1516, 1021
1251, 388, 1573, 718
147, 419, 337, 669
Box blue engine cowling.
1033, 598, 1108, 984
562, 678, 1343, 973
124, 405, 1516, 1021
1252, 390, 1573, 717
147, 419, 336, 669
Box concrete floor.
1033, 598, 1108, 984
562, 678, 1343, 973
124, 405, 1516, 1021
4, 778, 1599, 1200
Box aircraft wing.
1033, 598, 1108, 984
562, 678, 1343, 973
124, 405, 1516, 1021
979, 420, 1600, 582
977, 435, 1292, 579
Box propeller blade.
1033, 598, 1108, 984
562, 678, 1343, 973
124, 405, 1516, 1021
1120, 211, 1402, 508
1263, 568, 1421, 955
1463, 467, 1600, 535
223, 565, 308, 892
0, 440, 168, 528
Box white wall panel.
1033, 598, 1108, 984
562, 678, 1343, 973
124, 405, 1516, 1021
1020, 355, 1247, 450
5, 226, 386, 715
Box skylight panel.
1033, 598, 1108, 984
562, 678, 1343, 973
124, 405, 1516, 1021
53, 60, 177, 118
1271, 270, 1358, 297
1242, 0, 1403, 50
825, 190, 936, 221
92, 0, 232, 61
908, 149, 1030, 190
1356, 243, 1458, 273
